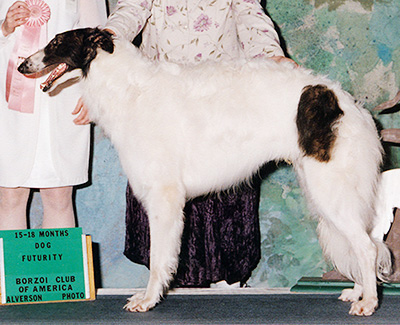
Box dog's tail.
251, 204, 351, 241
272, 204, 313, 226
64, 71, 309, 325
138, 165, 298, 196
318, 219, 393, 283
374, 238, 393, 282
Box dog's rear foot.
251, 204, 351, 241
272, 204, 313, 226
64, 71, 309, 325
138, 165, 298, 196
349, 297, 378, 316
124, 292, 158, 312
339, 287, 362, 302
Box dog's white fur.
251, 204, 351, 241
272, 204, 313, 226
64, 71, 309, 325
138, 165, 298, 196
373, 169, 400, 239
23, 32, 391, 316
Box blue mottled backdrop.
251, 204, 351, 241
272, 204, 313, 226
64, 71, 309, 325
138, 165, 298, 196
28, 0, 400, 288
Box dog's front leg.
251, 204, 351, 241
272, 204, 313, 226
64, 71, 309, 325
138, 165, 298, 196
124, 185, 185, 312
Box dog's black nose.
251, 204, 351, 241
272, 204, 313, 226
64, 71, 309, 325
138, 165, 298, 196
17, 61, 28, 74
17, 59, 36, 75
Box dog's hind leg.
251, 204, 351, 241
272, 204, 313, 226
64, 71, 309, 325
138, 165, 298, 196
294, 153, 382, 316
338, 238, 392, 304
315, 199, 379, 316
339, 283, 363, 302
301, 168, 380, 316
124, 184, 186, 312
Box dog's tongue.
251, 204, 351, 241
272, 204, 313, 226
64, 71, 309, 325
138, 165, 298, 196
40, 63, 68, 91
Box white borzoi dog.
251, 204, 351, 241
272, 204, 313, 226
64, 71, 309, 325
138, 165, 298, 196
18, 28, 392, 316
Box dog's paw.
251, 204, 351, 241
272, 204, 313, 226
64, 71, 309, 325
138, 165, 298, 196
124, 292, 157, 312
339, 288, 362, 302
349, 297, 378, 316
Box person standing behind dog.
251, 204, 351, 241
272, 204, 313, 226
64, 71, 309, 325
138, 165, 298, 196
106, 0, 296, 287
0, 0, 107, 230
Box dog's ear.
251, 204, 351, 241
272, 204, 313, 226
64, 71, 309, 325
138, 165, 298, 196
81, 28, 114, 75
92, 29, 115, 54
84, 28, 114, 54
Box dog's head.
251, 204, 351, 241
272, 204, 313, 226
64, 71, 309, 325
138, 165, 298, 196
18, 27, 114, 92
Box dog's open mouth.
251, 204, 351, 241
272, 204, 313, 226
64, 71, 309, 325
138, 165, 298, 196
40, 63, 69, 92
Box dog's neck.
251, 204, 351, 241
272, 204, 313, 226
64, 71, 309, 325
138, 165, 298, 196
81, 41, 151, 133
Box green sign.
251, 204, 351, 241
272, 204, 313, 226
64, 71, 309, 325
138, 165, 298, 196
0, 228, 92, 304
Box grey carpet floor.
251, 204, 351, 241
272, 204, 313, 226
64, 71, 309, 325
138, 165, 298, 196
1, 294, 400, 324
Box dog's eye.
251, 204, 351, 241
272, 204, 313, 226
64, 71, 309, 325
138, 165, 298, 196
49, 37, 63, 47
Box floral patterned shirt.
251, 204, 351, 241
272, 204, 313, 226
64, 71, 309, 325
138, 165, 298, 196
106, 0, 285, 63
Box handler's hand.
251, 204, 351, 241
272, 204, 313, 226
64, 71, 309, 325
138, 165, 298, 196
270, 56, 298, 67
1, 1, 30, 37
72, 97, 91, 125
103, 28, 115, 35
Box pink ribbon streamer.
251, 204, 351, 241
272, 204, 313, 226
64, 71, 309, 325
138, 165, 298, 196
5, 0, 50, 114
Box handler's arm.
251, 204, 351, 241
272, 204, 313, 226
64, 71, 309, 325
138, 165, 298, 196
233, 0, 284, 58
105, 0, 152, 42
77, 0, 108, 28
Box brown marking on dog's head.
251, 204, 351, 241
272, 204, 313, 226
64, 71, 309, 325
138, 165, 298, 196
296, 84, 344, 162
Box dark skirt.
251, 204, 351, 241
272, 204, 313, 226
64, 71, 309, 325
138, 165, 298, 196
124, 183, 261, 287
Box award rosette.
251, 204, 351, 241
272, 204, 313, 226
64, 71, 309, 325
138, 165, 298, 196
25, 0, 51, 28
5, 0, 51, 113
